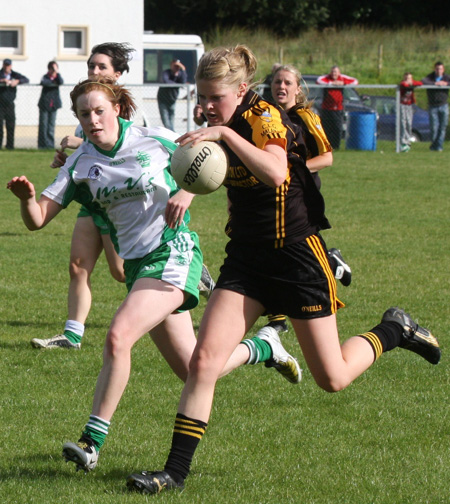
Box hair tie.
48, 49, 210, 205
78, 81, 116, 97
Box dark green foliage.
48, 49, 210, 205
144, 0, 450, 37
144, 0, 330, 35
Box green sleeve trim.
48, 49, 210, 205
148, 135, 178, 156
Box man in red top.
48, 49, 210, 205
399, 72, 422, 152
317, 66, 358, 149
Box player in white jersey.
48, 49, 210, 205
44, 121, 194, 263
36, 42, 214, 351
7, 76, 300, 473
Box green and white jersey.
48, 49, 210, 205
42, 119, 187, 260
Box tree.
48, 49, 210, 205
144, 0, 450, 35
144, 0, 330, 36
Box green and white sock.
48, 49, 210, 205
83, 415, 110, 452
241, 336, 272, 365
63, 320, 84, 344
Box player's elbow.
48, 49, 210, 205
270, 169, 289, 188
271, 175, 287, 188
25, 221, 45, 231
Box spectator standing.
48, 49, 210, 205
399, 72, 422, 152
316, 66, 358, 149
422, 62, 450, 152
38, 61, 64, 149
157, 59, 187, 131
0, 58, 29, 149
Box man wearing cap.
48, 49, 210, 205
0, 58, 29, 149
157, 59, 187, 131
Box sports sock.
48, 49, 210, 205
241, 336, 272, 364
358, 321, 403, 360
63, 320, 85, 344
82, 415, 110, 451
267, 314, 287, 324
164, 413, 207, 484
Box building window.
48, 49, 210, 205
59, 26, 89, 57
0, 25, 25, 57
64, 31, 82, 49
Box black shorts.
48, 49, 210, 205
216, 234, 344, 319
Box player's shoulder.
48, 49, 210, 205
250, 96, 286, 126
64, 142, 90, 166
295, 106, 321, 124
136, 125, 178, 140
128, 125, 179, 155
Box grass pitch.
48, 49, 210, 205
0, 143, 449, 503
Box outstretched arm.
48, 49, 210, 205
7, 176, 62, 230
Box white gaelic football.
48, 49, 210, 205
171, 141, 229, 195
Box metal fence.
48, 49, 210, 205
261, 83, 447, 153
1, 82, 448, 152
1, 83, 198, 150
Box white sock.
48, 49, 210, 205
64, 319, 85, 337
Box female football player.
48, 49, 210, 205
125, 45, 441, 495
33, 42, 215, 351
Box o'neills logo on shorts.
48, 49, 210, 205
302, 305, 322, 312
183, 145, 212, 186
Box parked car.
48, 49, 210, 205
361, 95, 431, 142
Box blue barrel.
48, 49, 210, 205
345, 111, 377, 151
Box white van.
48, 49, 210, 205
140, 33, 204, 132
143, 32, 205, 84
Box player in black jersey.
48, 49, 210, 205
126, 45, 441, 496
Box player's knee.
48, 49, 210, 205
314, 374, 349, 393
188, 349, 221, 383
104, 326, 132, 358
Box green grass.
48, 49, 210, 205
205, 26, 450, 84
1, 146, 449, 504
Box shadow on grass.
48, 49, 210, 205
2, 320, 53, 328
0, 232, 24, 237
0, 452, 131, 483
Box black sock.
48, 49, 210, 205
164, 413, 207, 484
359, 321, 403, 360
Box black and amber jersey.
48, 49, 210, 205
288, 105, 332, 160
288, 105, 332, 190
222, 90, 330, 248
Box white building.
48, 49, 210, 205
0, 3, 205, 145
0, 0, 145, 144
0, 0, 144, 85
